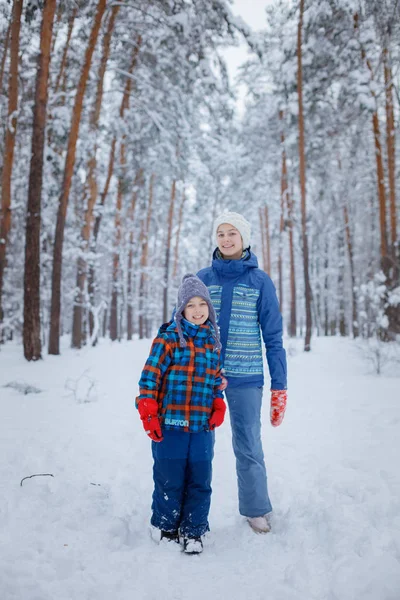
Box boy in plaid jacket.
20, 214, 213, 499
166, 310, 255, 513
136, 274, 226, 554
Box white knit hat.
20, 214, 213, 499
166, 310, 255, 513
213, 211, 251, 250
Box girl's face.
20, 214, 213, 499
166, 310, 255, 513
183, 296, 209, 325
216, 223, 243, 259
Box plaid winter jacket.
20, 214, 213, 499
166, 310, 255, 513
137, 318, 224, 433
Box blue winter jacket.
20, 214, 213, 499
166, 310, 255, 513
197, 249, 287, 390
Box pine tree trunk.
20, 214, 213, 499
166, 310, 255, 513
259, 207, 268, 273
48, 0, 107, 355
172, 184, 186, 279
0, 21, 11, 92
383, 46, 397, 264
343, 203, 359, 338
287, 186, 297, 337
163, 180, 176, 323
264, 206, 271, 274
71, 6, 120, 349
110, 144, 126, 342
324, 239, 329, 336
338, 232, 346, 337
0, 0, 23, 327
23, 0, 57, 361
139, 173, 154, 338
109, 43, 140, 342
278, 110, 287, 311
126, 168, 144, 340
53, 9, 77, 95
297, 0, 312, 351
88, 137, 116, 340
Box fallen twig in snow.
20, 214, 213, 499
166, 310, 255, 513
20, 474, 54, 487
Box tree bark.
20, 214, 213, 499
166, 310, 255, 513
287, 184, 297, 337
23, 0, 57, 361
172, 184, 186, 279
126, 168, 143, 341
139, 173, 155, 338
163, 179, 176, 323
264, 205, 271, 275
278, 110, 287, 311
383, 45, 397, 260
48, 0, 107, 355
0, 0, 23, 327
109, 43, 141, 342
0, 21, 11, 92
343, 203, 358, 338
53, 8, 77, 96
259, 207, 268, 273
71, 6, 120, 349
297, 0, 312, 351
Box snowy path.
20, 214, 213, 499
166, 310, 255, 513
1, 337, 399, 600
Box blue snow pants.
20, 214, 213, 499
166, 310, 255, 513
151, 429, 214, 538
225, 386, 272, 517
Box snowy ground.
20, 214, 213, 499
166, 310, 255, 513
1, 336, 399, 600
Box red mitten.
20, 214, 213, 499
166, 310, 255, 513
209, 397, 226, 430
270, 390, 287, 427
137, 398, 163, 442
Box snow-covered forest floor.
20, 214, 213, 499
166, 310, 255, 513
1, 337, 399, 600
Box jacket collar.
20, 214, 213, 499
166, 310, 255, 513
166, 318, 215, 343
211, 248, 258, 276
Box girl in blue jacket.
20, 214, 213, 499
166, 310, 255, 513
197, 211, 287, 534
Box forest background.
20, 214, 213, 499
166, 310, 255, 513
0, 0, 399, 361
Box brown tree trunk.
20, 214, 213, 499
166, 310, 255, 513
163, 180, 176, 323
109, 43, 141, 342
88, 136, 116, 341
48, 0, 107, 355
354, 13, 389, 273
126, 168, 144, 341
0, 21, 11, 92
53, 8, 77, 95
343, 203, 358, 338
110, 143, 126, 342
278, 110, 287, 310
287, 185, 297, 337
259, 207, 268, 273
71, 6, 120, 349
0, 0, 23, 327
139, 173, 155, 338
297, 0, 312, 351
383, 46, 397, 260
338, 232, 346, 336
264, 205, 271, 275
23, 0, 57, 361
172, 184, 186, 279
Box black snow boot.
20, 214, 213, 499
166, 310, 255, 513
183, 536, 203, 554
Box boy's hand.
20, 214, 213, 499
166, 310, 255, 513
218, 375, 228, 391
137, 398, 163, 442
270, 390, 287, 427
209, 397, 226, 430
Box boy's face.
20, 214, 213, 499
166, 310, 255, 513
216, 223, 243, 259
183, 296, 209, 325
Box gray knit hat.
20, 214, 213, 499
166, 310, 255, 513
175, 274, 221, 351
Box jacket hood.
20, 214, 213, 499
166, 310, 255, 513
211, 248, 259, 276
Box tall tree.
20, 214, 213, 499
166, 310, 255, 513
23, 0, 57, 361
71, 6, 120, 349
297, 0, 312, 351
0, 0, 23, 328
48, 0, 107, 355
